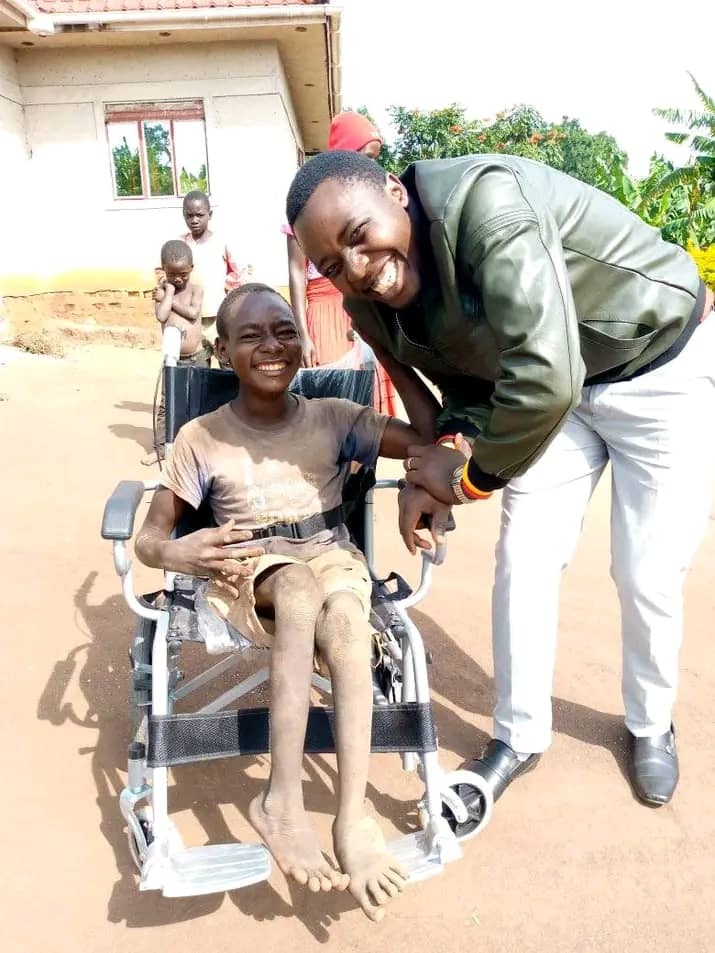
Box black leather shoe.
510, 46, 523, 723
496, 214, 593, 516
462, 739, 541, 801
629, 725, 679, 806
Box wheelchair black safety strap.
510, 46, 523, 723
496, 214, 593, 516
147, 702, 437, 767
249, 467, 376, 540
250, 503, 347, 540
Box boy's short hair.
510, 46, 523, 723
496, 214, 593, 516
182, 190, 210, 210
216, 283, 285, 339
161, 239, 193, 268
286, 150, 386, 227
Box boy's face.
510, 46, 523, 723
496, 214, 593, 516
164, 259, 192, 291
183, 198, 211, 239
218, 293, 302, 395
293, 175, 421, 309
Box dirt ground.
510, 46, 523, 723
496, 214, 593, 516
2, 342, 714, 953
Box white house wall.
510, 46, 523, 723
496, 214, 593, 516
0, 48, 27, 200
5, 41, 303, 296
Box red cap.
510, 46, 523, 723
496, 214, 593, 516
327, 111, 382, 153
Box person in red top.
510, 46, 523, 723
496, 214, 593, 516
284, 112, 397, 416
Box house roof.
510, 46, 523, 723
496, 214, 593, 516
34, 1, 324, 14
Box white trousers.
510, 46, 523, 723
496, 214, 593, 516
492, 313, 715, 753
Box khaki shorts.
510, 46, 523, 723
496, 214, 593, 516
204, 547, 373, 659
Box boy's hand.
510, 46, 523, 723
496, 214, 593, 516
165, 519, 264, 583
152, 283, 166, 303
398, 484, 452, 555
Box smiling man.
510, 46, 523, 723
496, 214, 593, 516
286, 149, 715, 808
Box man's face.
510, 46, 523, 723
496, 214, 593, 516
183, 198, 211, 239
217, 293, 302, 394
293, 176, 421, 309
164, 260, 192, 291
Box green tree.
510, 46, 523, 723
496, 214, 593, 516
378, 104, 627, 194
112, 137, 142, 197
179, 163, 208, 195
642, 74, 715, 245
144, 122, 174, 196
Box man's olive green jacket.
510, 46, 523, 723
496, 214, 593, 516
345, 155, 703, 487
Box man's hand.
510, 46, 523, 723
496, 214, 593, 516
301, 336, 318, 368
398, 483, 453, 555
163, 519, 264, 595
403, 443, 467, 505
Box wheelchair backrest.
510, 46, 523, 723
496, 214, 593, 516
165, 365, 375, 543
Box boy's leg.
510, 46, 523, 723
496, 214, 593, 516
314, 557, 406, 921
247, 563, 348, 892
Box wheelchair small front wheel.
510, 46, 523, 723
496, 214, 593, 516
439, 770, 494, 842
127, 805, 154, 870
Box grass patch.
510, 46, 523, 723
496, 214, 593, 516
11, 328, 67, 357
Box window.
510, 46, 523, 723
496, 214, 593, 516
105, 100, 209, 199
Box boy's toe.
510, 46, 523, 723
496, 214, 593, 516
367, 878, 389, 906
378, 874, 399, 898
307, 873, 322, 893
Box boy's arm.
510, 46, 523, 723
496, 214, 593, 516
136, 486, 262, 578
367, 336, 439, 458
379, 418, 430, 459
154, 282, 175, 324
168, 284, 204, 322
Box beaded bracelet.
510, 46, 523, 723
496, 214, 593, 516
460, 462, 492, 501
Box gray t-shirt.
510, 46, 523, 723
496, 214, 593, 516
160, 395, 389, 557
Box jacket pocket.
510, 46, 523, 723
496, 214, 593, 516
579, 322, 657, 377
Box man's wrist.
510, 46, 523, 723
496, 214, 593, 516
450, 463, 493, 504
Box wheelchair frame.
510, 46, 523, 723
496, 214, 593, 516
101, 327, 492, 898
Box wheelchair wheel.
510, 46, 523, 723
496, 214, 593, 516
128, 805, 154, 870
438, 770, 494, 842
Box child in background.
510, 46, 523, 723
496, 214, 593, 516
180, 190, 248, 366
142, 240, 206, 466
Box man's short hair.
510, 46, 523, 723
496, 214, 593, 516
216, 283, 284, 338
286, 150, 386, 227
160, 239, 193, 268
182, 190, 210, 210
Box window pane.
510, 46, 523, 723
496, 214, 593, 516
174, 120, 209, 195
108, 122, 142, 197
143, 120, 174, 196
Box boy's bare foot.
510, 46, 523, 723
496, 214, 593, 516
334, 816, 407, 922
249, 793, 348, 893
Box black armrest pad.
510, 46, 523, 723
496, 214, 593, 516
101, 481, 147, 540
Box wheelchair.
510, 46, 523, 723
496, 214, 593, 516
100, 328, 493, 898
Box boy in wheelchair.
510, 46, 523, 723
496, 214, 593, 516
135, 283, 441, 920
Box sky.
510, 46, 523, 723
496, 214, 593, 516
338, 0, 714, 177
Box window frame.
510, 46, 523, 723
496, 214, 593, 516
105, 100, 210, 201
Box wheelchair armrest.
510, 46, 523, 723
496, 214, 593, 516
101, 481, 150, 541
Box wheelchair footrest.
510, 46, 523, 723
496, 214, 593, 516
387, 830, 456, 884
142, 842, 271, 897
